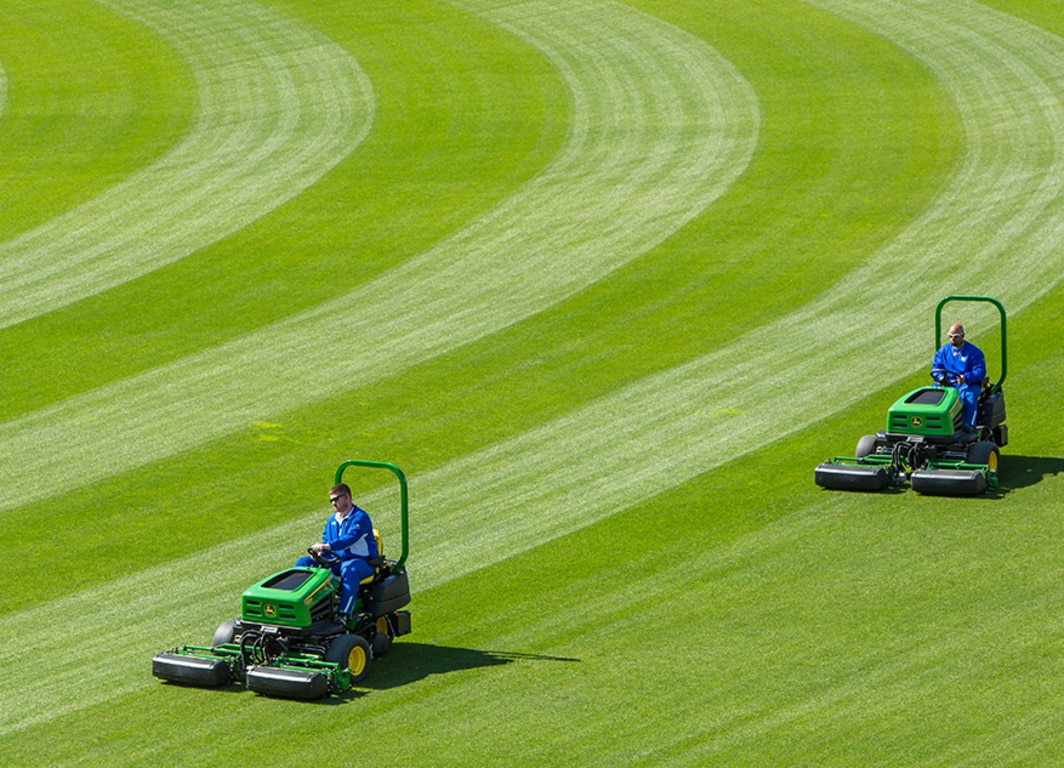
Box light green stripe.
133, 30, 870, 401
411, 0, 1064, 570
0, 0, 760, 512
0, 0, 373, 329
3, 0, 1064, 745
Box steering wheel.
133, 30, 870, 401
308, 547, 341, 567
930, 368, 961, 386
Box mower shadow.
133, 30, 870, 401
158, 645, 579, 704
999, 455, 1064, 491
361, 642, 580, 692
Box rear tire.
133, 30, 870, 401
372, 616, 393, 657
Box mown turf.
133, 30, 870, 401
0, 0, 566, 418
0, 0, 193, 238
2, 0, 1063, 765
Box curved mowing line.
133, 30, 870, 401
411, 0, 1064, 570
13, 0, 1057, 619
0, 0, 760, 513
0, 0, 374, 330
411, 0, 1064, 569
3, 0, 1064, 739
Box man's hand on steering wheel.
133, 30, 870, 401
931, 368, 959, 386
308, 543, 341, 566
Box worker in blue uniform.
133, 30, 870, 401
931, 323, 986, 432
296, 483, 379, 620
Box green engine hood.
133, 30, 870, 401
886, 386, 962, 437
241, 567, 337, 627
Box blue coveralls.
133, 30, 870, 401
931, 340, 986, 429
296, 505, 378, 616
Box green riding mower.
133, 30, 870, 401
152, 460, 412, 699
815, 296, 1008, 496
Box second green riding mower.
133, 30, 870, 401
152, 460, 412, 699
815, 296, 1008, 496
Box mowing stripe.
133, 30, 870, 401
507, 492, 1064, 764
0, 0, 373, 329
3, 0, 1064, 735
411, 0, 1064, 572
0, 0, 759, 512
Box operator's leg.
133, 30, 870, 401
337, 558, 375, 617
959, 384, 980, 430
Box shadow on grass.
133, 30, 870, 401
156, 677, 372, 704
157, 644, 578, 704
999, 454, 1064, 490
363, 642, 580, 691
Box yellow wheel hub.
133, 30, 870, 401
348, 645, 367, 675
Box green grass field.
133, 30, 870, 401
3, 0, 1064, 764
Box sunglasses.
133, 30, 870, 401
948, 333, 964, 339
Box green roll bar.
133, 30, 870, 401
334, 459, 409, 570
935, 295, 1007, 395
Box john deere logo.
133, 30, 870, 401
264, 603, 277, 617
911, 416, 923, 427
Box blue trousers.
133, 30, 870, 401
296, 555, 376, 615
956, 383, 981, 429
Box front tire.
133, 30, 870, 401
212, 620, 237, 647
967, 441, 1000, 470
855, 434, 879, 458
326, 634, 372, 684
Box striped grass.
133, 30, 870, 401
2, 0, 1064, 765
0, 0, 193, 238
0, 0, 373, 328
0, 0, 760, 511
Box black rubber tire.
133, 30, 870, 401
212, 619, 237, 647
326, 634, 372, 684
372, 633, 392, 657
371, 616, 393, 657
967, 441, 1000, 470
855, 434, 879, 458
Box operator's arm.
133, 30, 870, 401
931, 346, 949, 382
969, 346, 987, 384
